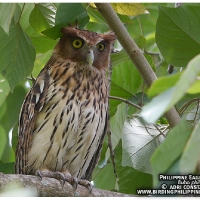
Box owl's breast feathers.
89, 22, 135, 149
15, 57, 108, 180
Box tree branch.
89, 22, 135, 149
0, 173, 135, 197
109, 95, 142, 110
95, 3, 181, 128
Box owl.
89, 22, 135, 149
15, 26, 116, 189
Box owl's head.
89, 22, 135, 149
55, 27, 116, 70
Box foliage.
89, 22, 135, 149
0, 2, 200, 196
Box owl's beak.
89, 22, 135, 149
86, 49, 94, 67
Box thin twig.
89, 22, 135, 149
153, 124, 166, 138
107, 61, 118, 180
178, 98, 200, 115
111, 96, 165, 136
193, 99, 200, 124
109, 95, 141, 110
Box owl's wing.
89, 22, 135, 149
15, 67, 50, 174
83, 113, 108, 181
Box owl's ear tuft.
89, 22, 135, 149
102, 31, 116, 42
60, 27, 78, 37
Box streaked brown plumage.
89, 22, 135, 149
15, 27, 116, 185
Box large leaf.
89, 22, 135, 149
187, 80, 200, 94
150, 120, 192, 186
87, 7, 106, 24
92, 163, 116, 191
0, 74, 10, 107
148, 72, 182, 97
0, 162, 14, 174
31, 36, 56, 53
180, 118, 200, 174
109, 59, 142, 116
42, 3, 89, 40
111, 60, 142, 97
115, 141, 152, 194
0, 82, 27, 162
0, 3, 16, 33
156, 5, 200, 67
29, 3, 55, 33
19, 3, 56, 54
141, 54, 200, 124
111, 50, 129, 68
110, 103, 127, 150
111, 3, 148, 16
0, 125, 7, 160
0, 24, 36, 90
122, 117, 166, 174
19, 3, 36, 36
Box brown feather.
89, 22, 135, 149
15, 27, 116, 181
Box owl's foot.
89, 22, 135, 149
35, 169, 78, 190
78, 178, 93, 192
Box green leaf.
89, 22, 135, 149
144, 53, 156, 72
33, 50, 53, 77
180, 119, 200, 174
0, 162, 14, 174
42, 25, 62, 40
111, 60, 142, 96
134, 35, 146, 49
0, 74, 10, 107
111, 50, 129, 68
109, 59, 142, 116
111, 3, 148, 16
122, 117, 165, 174
110, 57, 144, 117
43, 3, 89, 40
187, 80, 200, 94
0, 23, 36, 90
0, 102, 7, 121
12, 123, 18, 153
92, 163, 116, 191
87, 7, 106, 24
106, 103, 127, 167
0, 3, 16, 34
31, 36, 57, 53
0, 125, 7, 160
148, 72, 182, 97
110, 103, 127, 151
141, 54, 200, 124
19, 3, 35, 35
55, 3, 87, 26
156, 5, 200, 67
29, 3, 55, 33
142, 87, 175, 124
0, 82, 28, 133
115, 141, 152, 194
0, 82, 27, 163
150, 120, 192, 186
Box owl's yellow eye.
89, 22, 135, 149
96, 42, 105, 51
72, 39, 83, 49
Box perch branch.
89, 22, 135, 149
0, 173, 135, 197
95, 3, 181, 128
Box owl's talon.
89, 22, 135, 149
88, 183, 93, 193
55, 171, 66, 186
72, 177, 78, 190
64, 174, 78, 190
35, 169, 43, 180
78, 179, 93, 192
